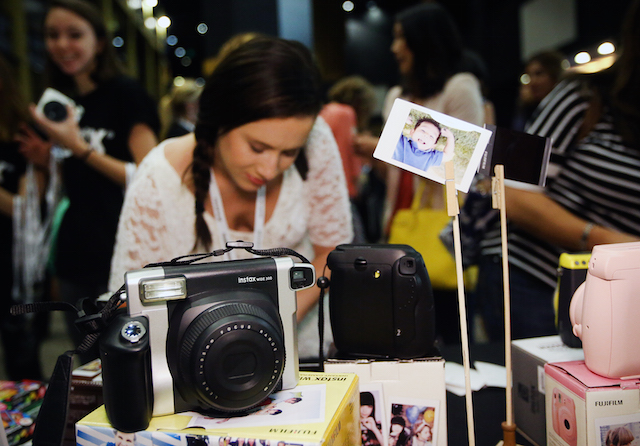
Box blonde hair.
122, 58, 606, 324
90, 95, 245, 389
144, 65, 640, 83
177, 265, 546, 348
159, 78, 202, 139
328, 75, 376, 132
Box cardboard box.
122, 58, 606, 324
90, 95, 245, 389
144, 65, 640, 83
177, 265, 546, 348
76, 371, 359, 446
511, 335, 584, 446
545, 360, 640, 446
324, 357, 446, 446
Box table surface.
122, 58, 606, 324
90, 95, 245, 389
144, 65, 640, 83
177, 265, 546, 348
441, 342, 537, 446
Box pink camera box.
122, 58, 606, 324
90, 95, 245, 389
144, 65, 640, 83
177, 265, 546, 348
545, 360, 640, 446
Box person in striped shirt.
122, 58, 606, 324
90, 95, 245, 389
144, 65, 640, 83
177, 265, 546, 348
475, 0, 640, 341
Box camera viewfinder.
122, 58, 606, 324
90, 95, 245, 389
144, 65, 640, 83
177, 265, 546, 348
398, 257, 417, 275
290, 267, 313, 290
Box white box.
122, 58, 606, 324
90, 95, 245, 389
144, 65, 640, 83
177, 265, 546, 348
324, 357, 446, 446
511, 335, 584, 446
545, 360, 640, 446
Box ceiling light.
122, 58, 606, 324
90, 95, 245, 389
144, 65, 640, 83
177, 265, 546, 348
197, 23, 209, 35
574, 52, 591, 64
157, 16, 171, 29
144, 17, 156, 30
598, 42, 615, 55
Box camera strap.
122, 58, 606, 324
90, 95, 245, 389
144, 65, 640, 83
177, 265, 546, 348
316, 273, 330, 369
10, 286, 125, 446
152, 240, 311, 266
209, 172, 266, 260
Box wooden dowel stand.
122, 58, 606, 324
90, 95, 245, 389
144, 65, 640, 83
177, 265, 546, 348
491, 164, 518, 446
444, 161, 476, 446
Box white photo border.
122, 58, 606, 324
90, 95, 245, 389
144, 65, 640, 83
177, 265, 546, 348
594, 412, 640, 446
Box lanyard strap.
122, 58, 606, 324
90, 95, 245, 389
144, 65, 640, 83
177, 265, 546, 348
208, 171, 266, 260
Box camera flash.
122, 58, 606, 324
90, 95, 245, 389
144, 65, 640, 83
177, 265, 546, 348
140, 278, 187, 302
374, 270, 381, 279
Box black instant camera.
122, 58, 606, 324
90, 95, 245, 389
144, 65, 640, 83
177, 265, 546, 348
327, 244, 435, 359
99, 255, 314, 433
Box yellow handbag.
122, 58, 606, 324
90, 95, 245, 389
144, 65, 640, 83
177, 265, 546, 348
388, 180, 458, 290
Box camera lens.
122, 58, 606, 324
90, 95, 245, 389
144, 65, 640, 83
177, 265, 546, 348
177, 300, 286, 412
43, 101, 68, 122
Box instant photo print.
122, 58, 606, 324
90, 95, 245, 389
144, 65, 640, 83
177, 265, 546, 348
478, 124, 552, 186
373, 98, 493, 193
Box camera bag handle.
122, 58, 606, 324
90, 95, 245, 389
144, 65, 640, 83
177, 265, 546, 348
10, 286, 125, 446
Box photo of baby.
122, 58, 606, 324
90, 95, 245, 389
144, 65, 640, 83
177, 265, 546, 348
374, 98, 492, 193
392, 117, 456, 172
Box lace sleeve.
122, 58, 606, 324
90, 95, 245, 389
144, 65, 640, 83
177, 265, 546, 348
108, 147, 174, 290
304, 117, 354, 247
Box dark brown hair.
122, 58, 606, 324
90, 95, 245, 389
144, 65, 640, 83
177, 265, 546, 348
396, 3, 465, 99
0, 54, 30, 141
526, 50, 565, 83
44, 0, 125, 95
191, 36, 322, 250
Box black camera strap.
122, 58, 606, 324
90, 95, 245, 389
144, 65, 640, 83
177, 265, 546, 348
151, 241, 311, 266
10, 286, 125, 446
316, 272, 330, 369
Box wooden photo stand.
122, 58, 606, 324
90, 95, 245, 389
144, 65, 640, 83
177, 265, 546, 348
443, 162, 520, 446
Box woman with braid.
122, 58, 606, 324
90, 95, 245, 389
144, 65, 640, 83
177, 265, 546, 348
108, 36, 353, 359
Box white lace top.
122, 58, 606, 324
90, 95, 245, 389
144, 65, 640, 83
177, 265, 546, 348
108, 117, 353, 291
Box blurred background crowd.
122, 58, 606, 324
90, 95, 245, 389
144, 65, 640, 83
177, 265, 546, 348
0, 0, 637, 382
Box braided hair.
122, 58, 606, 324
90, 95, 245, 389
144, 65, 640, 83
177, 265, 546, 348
191, 36, 323, 250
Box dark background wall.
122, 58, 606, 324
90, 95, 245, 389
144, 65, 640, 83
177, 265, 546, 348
159, 0, 633, 128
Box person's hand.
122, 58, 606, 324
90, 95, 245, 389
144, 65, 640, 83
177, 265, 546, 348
361, 416, 378, 430
29, 103, 88, 157
441, 127, 455, 143
353, 133, 379, 157
15, 123, 53, 169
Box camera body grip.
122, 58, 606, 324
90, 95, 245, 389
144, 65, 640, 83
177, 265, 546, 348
99, 313, 154, 433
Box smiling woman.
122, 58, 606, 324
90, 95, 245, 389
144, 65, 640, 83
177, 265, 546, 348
108, 36, 353, 360
17, 0, 160, 363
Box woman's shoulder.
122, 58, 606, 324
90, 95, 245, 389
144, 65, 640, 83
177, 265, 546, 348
93, 75, 154, 105
102, 75, 145, 92
162, 133, 196, 177
382, 86, 404, 120
443, 72, 481, 92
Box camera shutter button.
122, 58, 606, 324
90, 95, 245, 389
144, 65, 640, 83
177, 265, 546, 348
120, 320, 147, 343
354, 257, 367, 271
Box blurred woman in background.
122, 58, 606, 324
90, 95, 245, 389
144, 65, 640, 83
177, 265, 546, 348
23, 0, 160, 360
159, 78, 203, 140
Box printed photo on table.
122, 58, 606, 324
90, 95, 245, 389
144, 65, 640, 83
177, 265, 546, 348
388, 398, 440, 446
